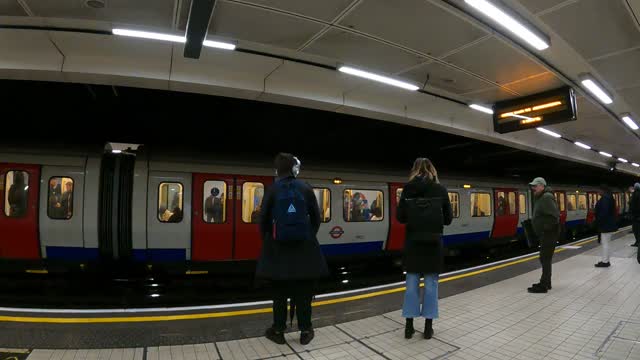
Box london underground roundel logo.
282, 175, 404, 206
329, 226, 344, 239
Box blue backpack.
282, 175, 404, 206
273, 180, 310, 243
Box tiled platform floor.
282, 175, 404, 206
3, 234, 639, 359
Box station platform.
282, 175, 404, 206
1, 230, 638, 360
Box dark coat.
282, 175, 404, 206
397, 176, 453, 274
630, 190, 640, 221
255, 176, 329, 281
7, 184, 28, 217
595, 192, 618, 233
531, 187, 560, 237
61, 190, 73, 219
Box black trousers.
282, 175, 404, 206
272, 280, 314, 331
539, 226, 559, 287
633, 221, 640, 245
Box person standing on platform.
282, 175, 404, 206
630, 183, 640, 248
397, 158, 453, 340
256, 153, 328, 346
594, 185, 618, 267
528, 177, 560, 293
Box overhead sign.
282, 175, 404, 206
493, 87, 577, 134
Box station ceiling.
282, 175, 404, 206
1, 0, 639, 176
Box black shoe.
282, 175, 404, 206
531, 283, 551, 290
424, 319, 433, 340
300, 329, 315, 345
405, 318, 415, 339
631, 243, 638, 247
265, 327, 285, 345
528, 285, 548, 293
595, 262, 611, 268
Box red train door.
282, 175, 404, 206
0, 164, 41, 259
554, 191, 567, 225
192, 174, 234, 261
491, 188, 519, 238
386, 183, 406, 251
234, 175, 273, 260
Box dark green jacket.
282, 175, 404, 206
532, 187, 560, 236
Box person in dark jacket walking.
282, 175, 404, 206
528, 177, 560, 293
397, 158, 453, 340
595, 185, 618, 267
630, 183, 640, 247
256, 153, 329, 346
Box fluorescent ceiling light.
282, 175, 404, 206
203, 40, 236, 50
536, 127, 561, 138
599, 151, 612, 158
338, 66, 419, 91
622, 115, 639, 130
469, 104, 494, 114
112, 28, 185, 43
112, 149, 122, 154
581, 78, 613, 104
464, 0, 549, 50
632, 163, 639, 167
574, 142, 591, 150
618, 158, 628, 163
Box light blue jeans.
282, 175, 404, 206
402, 273, 439, 319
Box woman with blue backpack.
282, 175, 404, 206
256, 153, 329, 346
397, 158, 453, 340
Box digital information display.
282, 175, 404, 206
493, 87, 577, 134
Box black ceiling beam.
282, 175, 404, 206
183, 0, 216, 59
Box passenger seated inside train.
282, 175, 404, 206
251, 205, 261, 224
370, 207, 383, 221
7, 171, 28, 217
168, 207, 183, 223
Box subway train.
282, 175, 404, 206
0, 145, 633, 273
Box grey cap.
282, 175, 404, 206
529, 177, 547, 186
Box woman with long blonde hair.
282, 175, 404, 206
397, 158, 452, 340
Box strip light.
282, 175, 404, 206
469, 104, 494, 114
633, 163, 640, 167
464, 0, 549, 50
574, 142, 591, 150
599, 151, 613, 158
618, 158, 628, 163
536, 127, 561, 138
112, 28, 185, 43
622, 115, 639, 130
581, 78, 613, 104
203, 40, 236, 50
338, 66, 419, 91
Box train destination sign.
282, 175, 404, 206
493, 87, 577, 134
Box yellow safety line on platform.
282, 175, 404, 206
0, 235, 602, 324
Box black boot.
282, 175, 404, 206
265, 327, 285, 345
300, 329, 315, 345
424, 319, 434, 339
404, 318, 415, 339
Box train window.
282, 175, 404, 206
396, 188, 403, 204
158, 182, 184, 223
508, 192, 516, 215
203, 181, 227, 223
344, 189, 384, 222
4, 171, 29, 218
313, 188, 331, 223
242, 182, 264, 223
578, 194, 587, 211
496, 191, 506, 216
471, 193, 491, 217
554, 192, 566, 212
519, 194, 526, 214
47, 177, 74, 220
567, 194, 577, 212
448, 192, 460, 218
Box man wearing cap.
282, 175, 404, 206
528, 177, 560, 293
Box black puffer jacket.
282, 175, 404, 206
397, 176, 453, 274
255, 177, 329, 281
